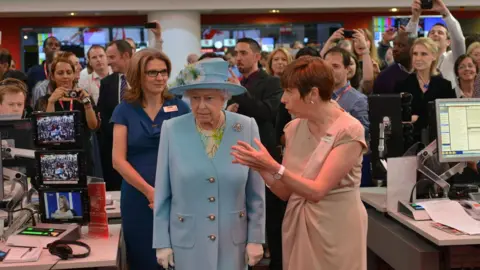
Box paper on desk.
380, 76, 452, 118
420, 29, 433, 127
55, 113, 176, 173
4, 247, 42, 263
417, 200, 480, 235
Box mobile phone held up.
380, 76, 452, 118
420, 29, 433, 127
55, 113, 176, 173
421, 0, 433, 9
145, 22, 157, 29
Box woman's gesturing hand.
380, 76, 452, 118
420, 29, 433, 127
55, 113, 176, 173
231, 138, 280, 173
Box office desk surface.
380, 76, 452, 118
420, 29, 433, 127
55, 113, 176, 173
0, 224, 121, 269
360, 187, 387, 213
106, 191, 121, 219
389, 211, 480, 246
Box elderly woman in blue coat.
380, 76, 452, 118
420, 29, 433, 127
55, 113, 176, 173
153, 58, 266, 270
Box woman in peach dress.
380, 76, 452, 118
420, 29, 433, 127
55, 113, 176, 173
231, 56, 368, 270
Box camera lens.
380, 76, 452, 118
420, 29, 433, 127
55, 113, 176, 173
69, 91, 77, 98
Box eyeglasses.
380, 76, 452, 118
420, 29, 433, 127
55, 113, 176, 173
145, 70, 168, 78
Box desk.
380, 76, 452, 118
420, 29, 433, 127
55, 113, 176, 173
0, 224, 121, 270
360, 187, 387, 213
106, 191, 121, 219
389, 211, 480, 246
362, 190, 480, 269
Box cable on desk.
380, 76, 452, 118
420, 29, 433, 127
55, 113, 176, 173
409, 178, 439, 203
2, 208, 37, 226
49, 258, 61, 270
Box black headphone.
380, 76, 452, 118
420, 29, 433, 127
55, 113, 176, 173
47, 240, 91, 260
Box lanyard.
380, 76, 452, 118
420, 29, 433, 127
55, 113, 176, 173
59, 99, 74, 111
334, 84, 352, 101
43, 63, 48, 78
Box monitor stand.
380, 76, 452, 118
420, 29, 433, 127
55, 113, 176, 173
398, 140, 467, 220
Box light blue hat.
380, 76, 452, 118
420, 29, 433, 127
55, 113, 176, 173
169, 58, 246, 96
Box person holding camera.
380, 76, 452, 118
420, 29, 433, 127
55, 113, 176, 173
41, 54, 99, 174
407, 0, 465, 89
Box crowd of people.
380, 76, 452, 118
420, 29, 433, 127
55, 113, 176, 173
40, 153, 78, 181
0, 0, 479, 269
36, 115, 76, 143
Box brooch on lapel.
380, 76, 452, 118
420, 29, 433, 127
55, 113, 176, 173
232, 123, 243, 132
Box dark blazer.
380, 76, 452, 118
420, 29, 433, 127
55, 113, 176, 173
394, 73, 455, 142
97, 73, 122, 191
229, 69, 283, 162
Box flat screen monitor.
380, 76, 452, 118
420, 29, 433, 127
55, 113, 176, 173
436, 98, 480, 162
0, 119, 34, 150
39, 188, 89, 224
0, 119, 35, 201
32, 111, 83, 149
83, 27, 109, 45
35, 150, 86, 187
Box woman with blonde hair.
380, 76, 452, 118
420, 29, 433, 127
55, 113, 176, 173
467, 41, 480, 68
111, 48, 189, 269
266, 48, 293, 77
394, 37, 455, 143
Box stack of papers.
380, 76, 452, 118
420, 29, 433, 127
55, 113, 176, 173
3, 247, 42, 263
417, 200, 480, 235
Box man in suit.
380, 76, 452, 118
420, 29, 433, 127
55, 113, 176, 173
228, 37, 284, 270
97, 40, 133, 191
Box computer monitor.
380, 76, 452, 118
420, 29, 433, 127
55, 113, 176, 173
436, 98, 480, 163
35, 150, 87, 188
368, 94, 406, 180
39, 188, 89, 225
0, 119, 35, 201
32, 111, 84, 149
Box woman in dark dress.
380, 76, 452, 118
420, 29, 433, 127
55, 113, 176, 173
111, 48, 189, 269
395, 37, 455, 143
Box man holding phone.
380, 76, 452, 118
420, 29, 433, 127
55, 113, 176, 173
407, 0, 465, 88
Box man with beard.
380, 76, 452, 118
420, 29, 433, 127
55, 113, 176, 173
373, 28, 416, 94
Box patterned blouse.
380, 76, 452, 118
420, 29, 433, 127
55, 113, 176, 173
196, 122, 225, 158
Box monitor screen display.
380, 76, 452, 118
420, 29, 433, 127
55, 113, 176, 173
83, 27, 109, 45
43, 190, 84, 221
35, 114, 76, 145
52, 28, 83, 46
436, 99, 480, 162
38, 152, 80, 185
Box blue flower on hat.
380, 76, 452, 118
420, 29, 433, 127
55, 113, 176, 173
168, 58, 246, 96
174, 65, 205, 87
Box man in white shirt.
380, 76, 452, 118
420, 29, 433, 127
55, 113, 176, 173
78, 46, 112, 104
406, 0, 465, 89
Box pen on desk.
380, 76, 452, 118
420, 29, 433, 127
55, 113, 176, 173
20, 247, 32, 258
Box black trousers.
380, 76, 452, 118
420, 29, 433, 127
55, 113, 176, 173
266, 188, 287, 270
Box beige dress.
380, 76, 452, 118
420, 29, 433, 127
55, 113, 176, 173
282, 112, 368, 270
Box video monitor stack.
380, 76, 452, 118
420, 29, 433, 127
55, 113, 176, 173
31, 111, 89, 225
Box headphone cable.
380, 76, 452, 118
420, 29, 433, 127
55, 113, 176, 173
49, 258, 61, 270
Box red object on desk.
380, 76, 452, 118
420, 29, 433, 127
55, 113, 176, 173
88, 182, 109, 238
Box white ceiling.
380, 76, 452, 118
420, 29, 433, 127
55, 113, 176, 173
0, 0, 478, 15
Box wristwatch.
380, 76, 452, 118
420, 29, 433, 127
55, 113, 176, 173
273, 165, 285, 180
82, 97, 91, 105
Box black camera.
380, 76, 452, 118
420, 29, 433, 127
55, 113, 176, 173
66, 90, 78, 99
421, 0, 433, 9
